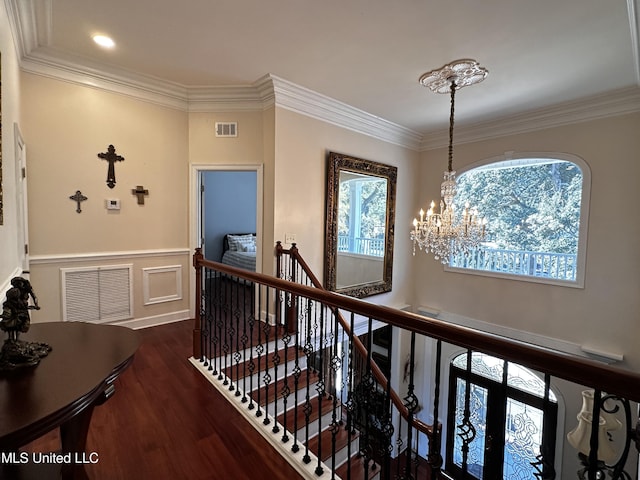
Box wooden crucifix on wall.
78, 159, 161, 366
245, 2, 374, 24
69, 190, 87, 213
97, 145, 124, 189
131, 185, 149, 205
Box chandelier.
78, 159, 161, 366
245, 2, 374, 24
411, 59, 488, 263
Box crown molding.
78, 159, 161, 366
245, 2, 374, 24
420, 86, 640, 151
187, 78, 273, 113
8, 0, 640, 152
269, 74, 423, 150
21, 48, 191, 110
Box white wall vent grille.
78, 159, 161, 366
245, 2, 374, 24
62, 265, 133, 323
214, 122, 237, 137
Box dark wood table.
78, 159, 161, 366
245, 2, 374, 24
0, 322, 139, 479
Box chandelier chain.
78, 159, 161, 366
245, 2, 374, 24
448, 81, 456, 173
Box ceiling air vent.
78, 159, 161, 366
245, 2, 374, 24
215, 122, 238, 137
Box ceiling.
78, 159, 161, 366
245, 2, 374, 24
10, 0, 640, 139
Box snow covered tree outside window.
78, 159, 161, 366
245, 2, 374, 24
449, 157, 588, 285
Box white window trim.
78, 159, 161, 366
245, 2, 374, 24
444, 151, 591, 289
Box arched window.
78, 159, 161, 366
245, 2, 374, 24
446, 352, 558, 480
448, 153, 590, 287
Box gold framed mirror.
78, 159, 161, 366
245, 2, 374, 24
325, 152, 397, 298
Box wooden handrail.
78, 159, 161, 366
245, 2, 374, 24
194, 249, 640, 405
278, 242, 434, 439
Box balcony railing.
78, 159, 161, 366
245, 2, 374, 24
338, 235, 385, 257
450, 247, 578, 281
192, 245, 640, 479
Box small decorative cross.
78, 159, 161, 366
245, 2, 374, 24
69, 190, 88, 213
97, 145, 125, 189
132, 185, 149, 205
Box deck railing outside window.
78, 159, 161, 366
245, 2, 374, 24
338, 235, 385, 257
450, 246, 577, 281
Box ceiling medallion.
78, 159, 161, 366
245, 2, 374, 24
418, 58, 488, 94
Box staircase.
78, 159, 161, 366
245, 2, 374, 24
190, 244, 640, 480
191, 244, 440, 479
191, 318, 383, 479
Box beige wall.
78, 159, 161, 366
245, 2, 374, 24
21, 73, 191, 325
273, 107, 419, 309
0, 2, 24, 290
415, 112, 640, 370
22, 74, 189, 254
187, 108, 275, 275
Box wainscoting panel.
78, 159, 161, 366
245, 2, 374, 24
142, 265, 183, 305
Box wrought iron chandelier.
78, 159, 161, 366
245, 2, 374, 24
411, 59, 488, 263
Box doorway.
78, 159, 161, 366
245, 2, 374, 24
192, 165, 262, 266
445, 352, 557, 480
190, 164, 263, 320
14, 124, 29, 272
200, 170, 257, 262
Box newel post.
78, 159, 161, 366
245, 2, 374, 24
193, 248, 203, 359
286, 243, 299, 333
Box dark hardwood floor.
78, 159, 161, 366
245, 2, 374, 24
24, 320, 303, 480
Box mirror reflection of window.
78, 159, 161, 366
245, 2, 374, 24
336, 171, 387, 289
337, 171, 387, 257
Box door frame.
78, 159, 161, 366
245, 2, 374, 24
189, 164, 263, 319
14, 123, 29, 273
444, 356, 559, 479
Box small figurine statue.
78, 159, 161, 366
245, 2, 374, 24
0, 277, 51, 371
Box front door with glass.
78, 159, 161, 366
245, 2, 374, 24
445, 352, 557, 480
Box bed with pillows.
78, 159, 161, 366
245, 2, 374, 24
221, 233, 257, 272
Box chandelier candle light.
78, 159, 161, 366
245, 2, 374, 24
411, 59, 488, 263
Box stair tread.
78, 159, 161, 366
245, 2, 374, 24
223, 346, 306, 380
254, 369, 320, 406
306, 424, 358, 461
336, 455, 381, 480
277, 394, 335, 431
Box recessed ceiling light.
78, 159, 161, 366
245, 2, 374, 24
92, 35, 115, 49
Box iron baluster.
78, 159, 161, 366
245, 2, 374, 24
262, 286, 271, 426
255, 284, 264, 418
381, 328, 394, 480
240, 281, 249, 403
231, 277, 240, 395
280, 294, 292, 442
202, 268, 212, 371
532, 373, 556, 479
314, 305, 325, 476
457, 349, 476, 474
396, 418, 404, 479
290, 290, 302, 454
344, 311, 356, 480
271, 286, 281, 435
429, 339, 443, 474
302, 297, 314, 465
329, 307, 342, 478
362, 317, 375, 479
247, 283, 256, 411
403, 331, 418, 480
587, 390, 603, 480
215, 272, 224, 380
221, 276, 231, 386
